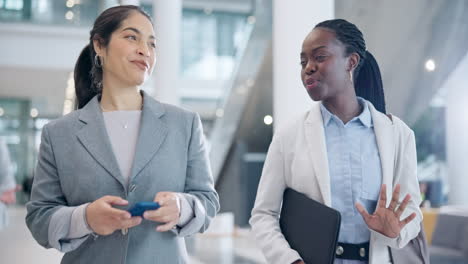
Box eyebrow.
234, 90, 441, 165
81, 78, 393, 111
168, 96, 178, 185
300, 45, 327, 56
122, 27, 155, 40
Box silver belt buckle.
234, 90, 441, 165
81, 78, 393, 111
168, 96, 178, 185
359, 247, 366, 257
336, 245, 344, 256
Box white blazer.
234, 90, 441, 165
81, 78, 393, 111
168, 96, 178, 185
249, 101, 422, 264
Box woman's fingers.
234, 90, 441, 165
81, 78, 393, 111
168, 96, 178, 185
154, 192, 171, 205
119, 217, 142, 229
98, 196, 131, 219
400, 212, 417, 228
155, 193, 179, 208
388, 184, 401, 211
143, 206, 177, 222
101, 195, 129, 207
156, 221, 177, 232
377, 184, 387, 209
140, 192, 182, 232
395, 194, 411, 218
355, 202, 371, 223
109, 209, 131, 220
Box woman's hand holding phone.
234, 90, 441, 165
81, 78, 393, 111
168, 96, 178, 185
86, 195, 142, 236
143, 192, 181, 232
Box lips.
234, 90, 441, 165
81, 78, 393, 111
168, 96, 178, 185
305, 78, 319, 89
132, 60, 148, 71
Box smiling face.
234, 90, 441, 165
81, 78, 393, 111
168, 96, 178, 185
300, 28, 357, 102
94, 11, 156, 89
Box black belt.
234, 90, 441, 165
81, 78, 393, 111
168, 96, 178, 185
335, 242, 370, 261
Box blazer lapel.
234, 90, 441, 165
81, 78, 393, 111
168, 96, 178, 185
130, 91, 168, 180
76, 96, 126, 188
304, 103, 332, 206
369, 102, 395, 205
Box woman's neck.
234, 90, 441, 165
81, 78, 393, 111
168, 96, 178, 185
322, 92, 361, 124
100, 77, 143, 112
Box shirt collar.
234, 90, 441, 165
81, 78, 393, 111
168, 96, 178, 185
319, 97, 373, 128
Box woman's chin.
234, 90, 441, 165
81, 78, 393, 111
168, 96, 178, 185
130, 76, 146, 87
306, 90, 323, 102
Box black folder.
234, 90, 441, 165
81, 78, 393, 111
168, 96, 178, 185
280, 188, 341, 264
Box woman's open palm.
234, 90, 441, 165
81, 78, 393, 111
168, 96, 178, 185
355, 184, 416, 238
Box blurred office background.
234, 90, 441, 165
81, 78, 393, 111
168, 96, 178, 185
1, 0, 468, 263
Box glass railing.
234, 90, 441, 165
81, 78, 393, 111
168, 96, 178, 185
208, 0, 272, 182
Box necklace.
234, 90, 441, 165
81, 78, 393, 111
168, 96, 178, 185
100, 103, 143, 112
100, 104, 137, 129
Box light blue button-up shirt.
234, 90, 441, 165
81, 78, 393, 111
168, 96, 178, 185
320, 98, 382, 264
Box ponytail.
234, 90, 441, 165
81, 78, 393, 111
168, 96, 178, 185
74, 44, 100, 109
355, 51, 387, 114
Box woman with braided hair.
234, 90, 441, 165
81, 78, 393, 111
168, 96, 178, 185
250, 19, 422, 264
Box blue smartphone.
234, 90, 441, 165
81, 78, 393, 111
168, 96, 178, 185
128, 202, 160, 217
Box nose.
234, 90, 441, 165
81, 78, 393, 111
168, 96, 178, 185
137, 42, 150, 57
304, 61, 317, 75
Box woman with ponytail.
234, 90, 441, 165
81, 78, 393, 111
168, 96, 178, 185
250, 19, 422, 264
26, 5, 219, 264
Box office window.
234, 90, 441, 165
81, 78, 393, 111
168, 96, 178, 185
181, 9, 249, 80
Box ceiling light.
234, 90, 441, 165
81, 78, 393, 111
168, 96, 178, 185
264, 115, 273, 125
65, 11, 74, 20
30, 108, 39, 118
66, 0, 75, 8
425, 59, 436, 72
215, 108, 224, 118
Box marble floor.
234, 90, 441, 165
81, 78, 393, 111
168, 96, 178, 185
0, 206, 266, 264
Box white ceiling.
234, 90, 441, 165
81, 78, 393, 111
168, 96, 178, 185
1, 0, 467, 123
336, 0, 468, 123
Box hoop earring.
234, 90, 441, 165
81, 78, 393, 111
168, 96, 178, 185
94, 54, 102, 68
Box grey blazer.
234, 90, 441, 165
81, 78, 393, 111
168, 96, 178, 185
26, 91, 220, 264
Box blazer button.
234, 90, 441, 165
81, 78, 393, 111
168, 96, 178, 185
121, 228, 128, 235
336, 245, 344, 256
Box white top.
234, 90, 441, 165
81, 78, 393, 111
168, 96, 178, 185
102, 110, 142, 184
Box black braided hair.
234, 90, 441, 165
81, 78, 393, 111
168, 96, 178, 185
314, 19, 386, 114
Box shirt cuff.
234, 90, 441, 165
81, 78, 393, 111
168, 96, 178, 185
371, 229, 399, 248
67, 203, 93, 239
177, 193, 194, 227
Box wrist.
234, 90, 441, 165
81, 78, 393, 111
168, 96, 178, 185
83, 203, 93, 232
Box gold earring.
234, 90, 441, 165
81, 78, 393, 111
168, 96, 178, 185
349, 71, 354, 83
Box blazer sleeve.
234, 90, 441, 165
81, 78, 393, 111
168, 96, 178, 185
371, 130, 423, 249
249, 134, 302, 264
25, 124, 90, 252
173, 113, 220, 237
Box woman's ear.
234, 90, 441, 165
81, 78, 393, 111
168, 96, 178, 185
347, 52, 360, 72
93, 37, 103, 55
